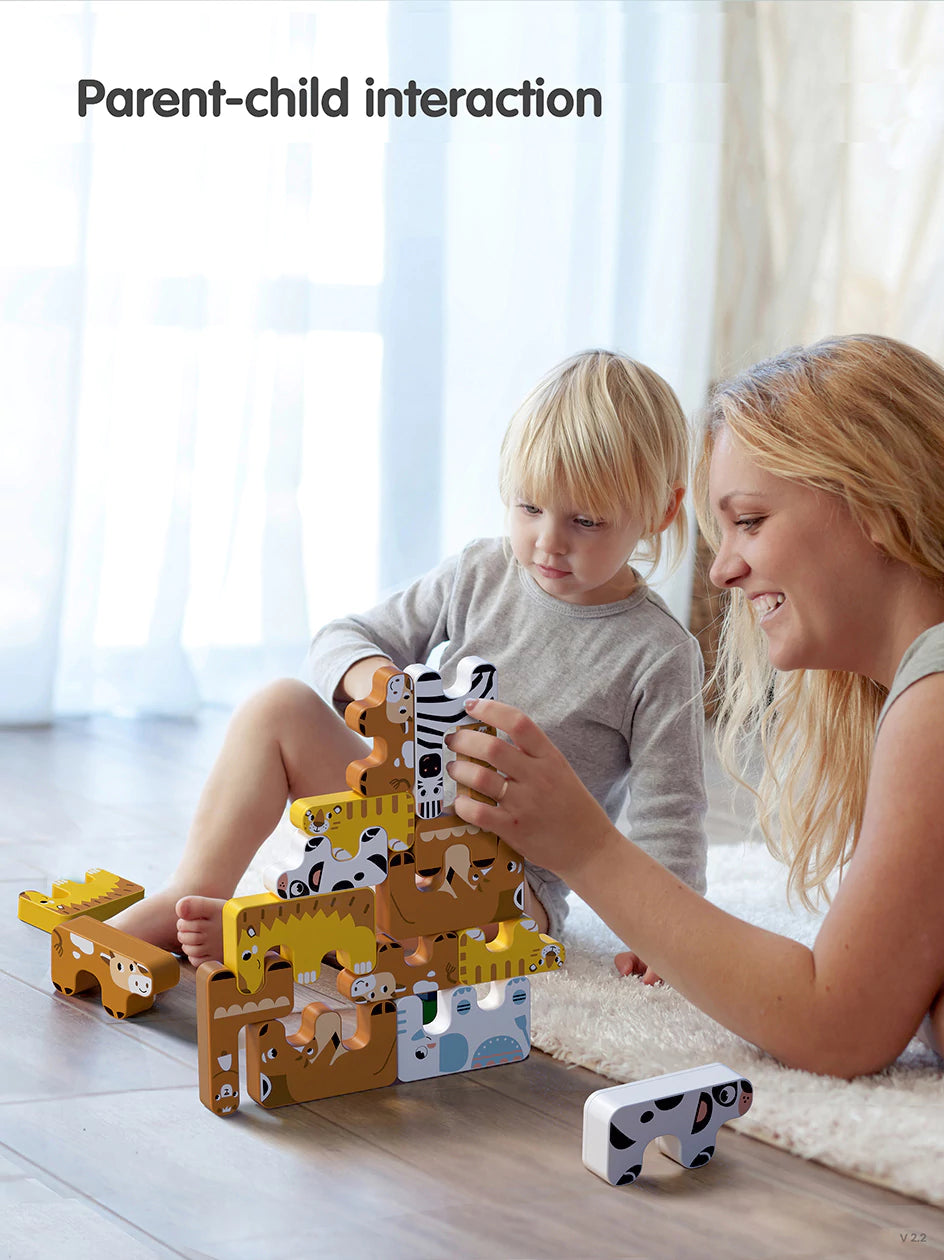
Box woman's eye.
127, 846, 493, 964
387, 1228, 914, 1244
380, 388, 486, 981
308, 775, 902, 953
736, 516, 763, 532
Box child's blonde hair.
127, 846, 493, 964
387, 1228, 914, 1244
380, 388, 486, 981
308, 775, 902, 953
499, 350, 689, 575
694, 333, 944, 908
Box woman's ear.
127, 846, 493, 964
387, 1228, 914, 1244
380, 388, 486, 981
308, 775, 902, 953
655, 485, 685, 534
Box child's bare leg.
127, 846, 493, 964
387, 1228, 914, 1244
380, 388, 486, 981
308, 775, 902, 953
112, 680, 365, 962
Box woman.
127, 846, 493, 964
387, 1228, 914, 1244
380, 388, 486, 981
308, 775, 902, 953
448, 334, 944, 1079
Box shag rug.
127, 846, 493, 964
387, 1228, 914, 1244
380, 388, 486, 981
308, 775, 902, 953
529, 842, 944, 1208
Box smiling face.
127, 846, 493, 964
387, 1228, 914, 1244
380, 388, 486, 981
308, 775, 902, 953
707, 428, 892, 675
509, 496, 646, 605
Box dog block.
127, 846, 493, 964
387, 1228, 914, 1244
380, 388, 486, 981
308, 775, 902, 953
263, 790, 414, 899
19, 869, 144, 932
50, 916, 179, 1019
337, 930, 460, 1001
196, 955, 295, 1117
222, 889, 377, 995
376, 814, 524, 939
458, 916, 565, 984
405, 656, 497, 819
246, 998, 398, 1106
395, 976, 530, 1082
582, 1064, 754, 1186
345, 665, 415, 797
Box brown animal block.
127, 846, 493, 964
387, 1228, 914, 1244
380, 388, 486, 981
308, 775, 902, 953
345, 665, 414, 797
375, 815, 525, 939
50, 916, 179, 1019
196, 955, 295, 1117
245, 999, 398, 1107
336, 930, 460, 1000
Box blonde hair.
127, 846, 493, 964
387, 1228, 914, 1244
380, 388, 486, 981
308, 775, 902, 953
499, 350, 689, 575
695, 334, 944, 908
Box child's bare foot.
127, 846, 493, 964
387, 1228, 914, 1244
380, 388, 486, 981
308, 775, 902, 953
109, 889, 185, 954
175, 895, 227, 967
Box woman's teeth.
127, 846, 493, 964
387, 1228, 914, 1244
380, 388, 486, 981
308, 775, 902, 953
755, 593, 785, 615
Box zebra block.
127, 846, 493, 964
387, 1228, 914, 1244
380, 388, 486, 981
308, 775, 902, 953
582, 1063, 753, 1186
405, 656, 497, 819
50, 916, 179, 1019
396, 976, 530, 1082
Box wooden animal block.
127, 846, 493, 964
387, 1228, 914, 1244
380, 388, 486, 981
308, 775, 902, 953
582, 1064, 754, 1186
263, 790, 413, 899
406, 656, 497, 819
222, 889, 377, 995
376, 814, 524, 939
345, 665, 415, 797
337, 930, 460, 1001
19, 869, 144, 932
50, 916, 179, 1019
458, 916, 565, 984
396, 976, 530, 1082
246, 998, 398, 1107
196, 955, 295, 1117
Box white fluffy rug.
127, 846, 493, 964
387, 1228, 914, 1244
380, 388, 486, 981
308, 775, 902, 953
529, 842, 944, 1207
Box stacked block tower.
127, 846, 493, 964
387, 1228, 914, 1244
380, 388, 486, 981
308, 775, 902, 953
198, 656, 566, 1116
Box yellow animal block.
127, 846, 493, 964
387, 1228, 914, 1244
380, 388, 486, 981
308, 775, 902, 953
457, 917, 566, 984
222, 889, 377, 995
19, 869, 144, 932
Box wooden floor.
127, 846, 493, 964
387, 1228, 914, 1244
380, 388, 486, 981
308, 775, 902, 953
2, 712, 942, 1259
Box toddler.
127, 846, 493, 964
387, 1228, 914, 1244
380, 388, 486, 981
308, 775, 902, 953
115, 350, 708, 968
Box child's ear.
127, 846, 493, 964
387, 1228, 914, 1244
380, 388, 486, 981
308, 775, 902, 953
655, 485, 685, 534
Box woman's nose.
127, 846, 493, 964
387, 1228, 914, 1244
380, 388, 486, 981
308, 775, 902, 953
709, 538, 749, 588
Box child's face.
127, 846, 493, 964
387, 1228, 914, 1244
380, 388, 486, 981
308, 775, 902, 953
509, 495, 645, 605
707, 428, 890, 675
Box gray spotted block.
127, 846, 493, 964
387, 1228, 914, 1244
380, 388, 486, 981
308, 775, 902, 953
582, 1062, 753, 1186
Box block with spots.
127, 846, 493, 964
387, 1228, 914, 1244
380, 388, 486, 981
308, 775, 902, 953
582, 1063, 754, 1185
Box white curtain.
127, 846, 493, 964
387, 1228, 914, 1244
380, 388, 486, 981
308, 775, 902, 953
6, 1, 939, 724
1, 0, 723, 722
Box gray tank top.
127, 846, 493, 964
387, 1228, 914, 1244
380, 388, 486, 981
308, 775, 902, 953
876, 622, 944, 735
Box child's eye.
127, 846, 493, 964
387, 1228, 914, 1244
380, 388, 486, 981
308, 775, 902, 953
518, 503, 542, 516
575, 516, 603, 529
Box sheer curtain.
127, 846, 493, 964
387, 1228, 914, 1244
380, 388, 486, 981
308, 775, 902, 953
0, 0, 722, 722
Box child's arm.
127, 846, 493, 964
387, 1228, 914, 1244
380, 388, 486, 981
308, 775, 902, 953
448, 678, 944, 1078
306, 549, 465, 712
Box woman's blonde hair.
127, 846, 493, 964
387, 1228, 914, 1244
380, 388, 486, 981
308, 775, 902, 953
499, 350, 689, 575
695, 333, 944, 907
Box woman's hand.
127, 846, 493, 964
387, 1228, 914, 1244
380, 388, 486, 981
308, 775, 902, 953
614, 951, 663, 985
446, 697, 616, 883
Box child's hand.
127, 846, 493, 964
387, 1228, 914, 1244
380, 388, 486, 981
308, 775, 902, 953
614, 950, 663, 986
446, 697, 617, 886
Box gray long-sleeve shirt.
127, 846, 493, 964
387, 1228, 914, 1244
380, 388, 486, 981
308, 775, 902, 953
305, 538, 708, 935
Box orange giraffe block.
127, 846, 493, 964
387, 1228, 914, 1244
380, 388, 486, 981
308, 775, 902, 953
222, 889, 377, 995
458, 917, 566, 984
345, 665, 414, 797
376, 815, 525, 939
246, 999, 399, 1107
19, 869, 144, 932
337, 930, 460, 1001
50, 916, 179, 1019
196, 955, 295, 1117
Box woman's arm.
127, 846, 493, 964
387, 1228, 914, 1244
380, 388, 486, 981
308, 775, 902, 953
448, 678, 944, 1077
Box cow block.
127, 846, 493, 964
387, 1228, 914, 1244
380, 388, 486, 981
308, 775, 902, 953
582, 1064, 754, 1186
50, 916, 179, 1019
